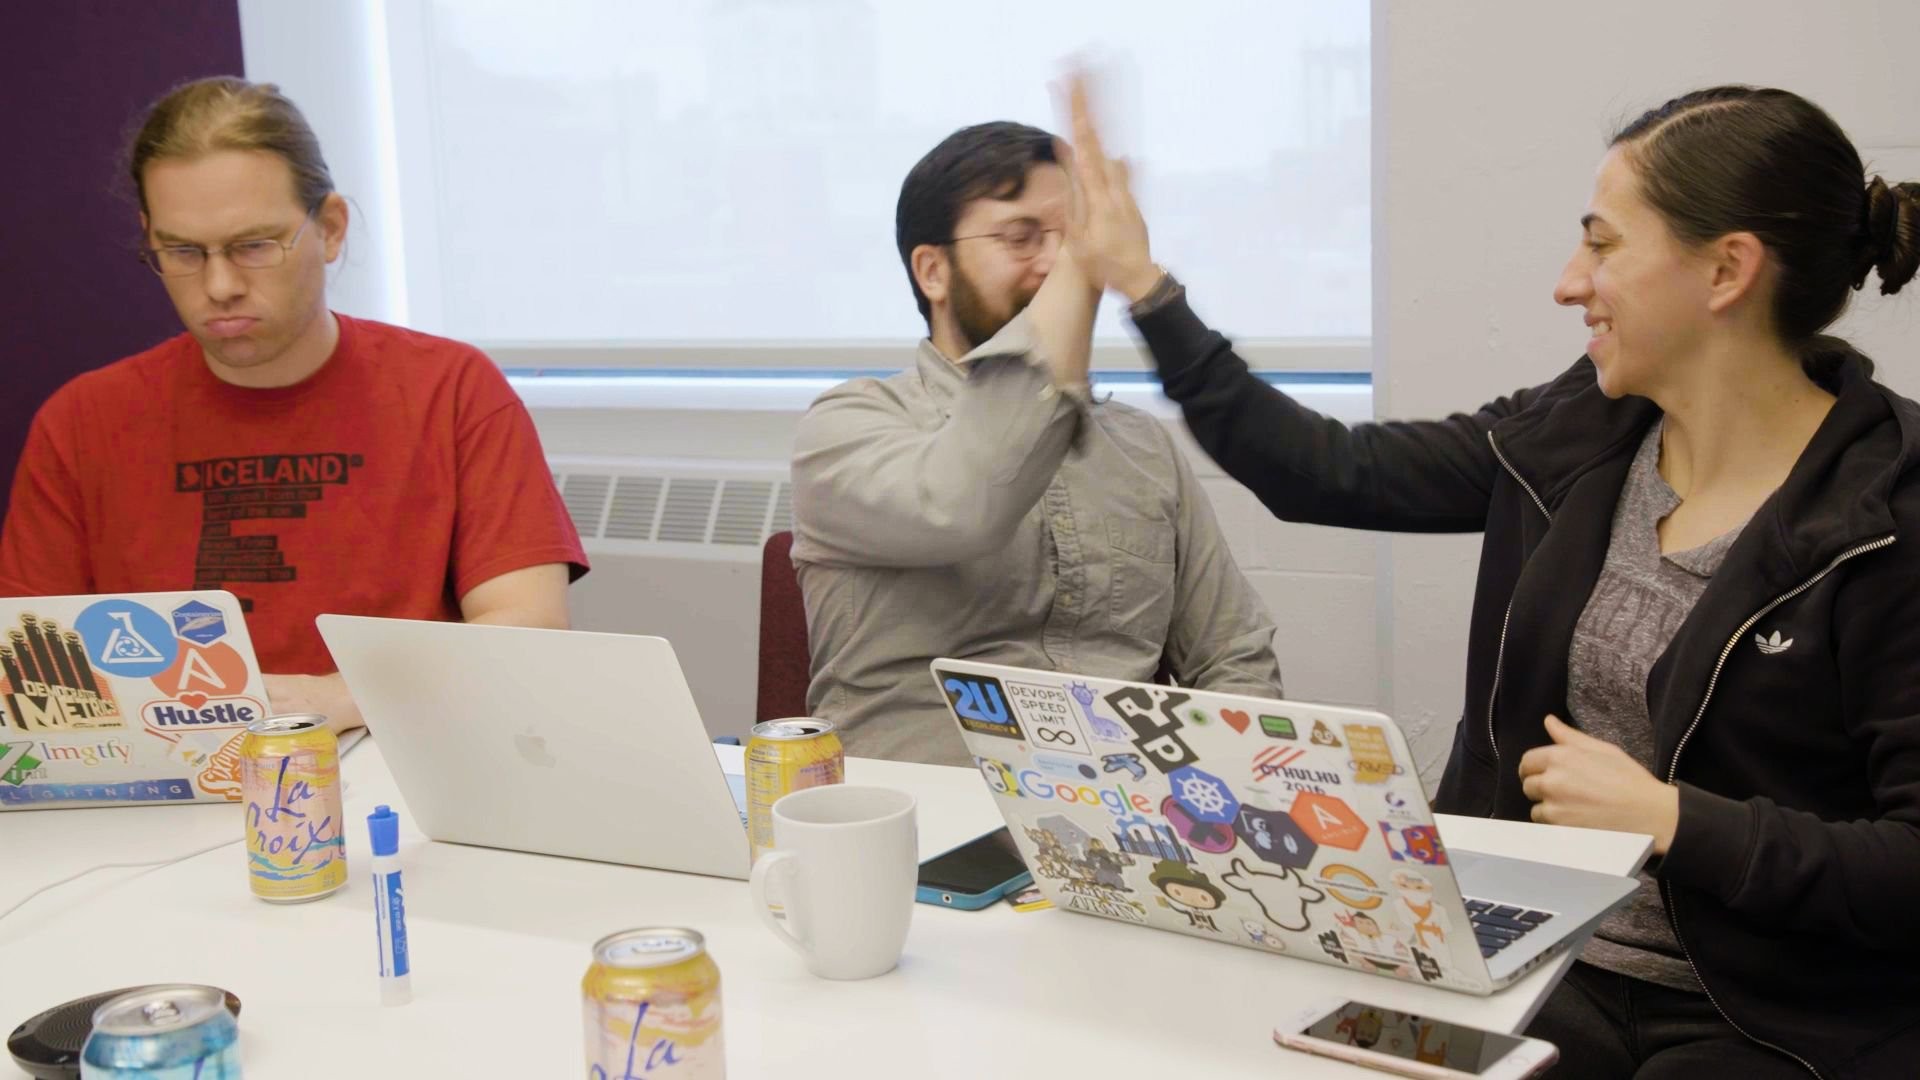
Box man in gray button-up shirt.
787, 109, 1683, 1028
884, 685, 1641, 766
791, 120, 1281, 767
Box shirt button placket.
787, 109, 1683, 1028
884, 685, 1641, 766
1043, 484, 1083, 671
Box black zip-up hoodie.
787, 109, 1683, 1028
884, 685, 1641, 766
1133, 293, 1920, 1079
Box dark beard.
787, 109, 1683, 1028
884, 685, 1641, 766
949, 260, 1038, 353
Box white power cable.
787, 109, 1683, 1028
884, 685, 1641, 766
0, 834, 243, 925
0, 728, 372, 925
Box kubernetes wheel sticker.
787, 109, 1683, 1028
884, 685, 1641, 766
1168, 765, 1239, 825
75, 600, 178, 677
170, 600, 228, 646
938, 671, 1023, 741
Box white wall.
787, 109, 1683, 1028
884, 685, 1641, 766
238, 0, 406, 324
1371, 0, 1920, 778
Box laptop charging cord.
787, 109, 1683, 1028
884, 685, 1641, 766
1, 738, 369, 927
0, 835, 245, 926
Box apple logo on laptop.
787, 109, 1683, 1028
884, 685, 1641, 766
514, 730, 557, 768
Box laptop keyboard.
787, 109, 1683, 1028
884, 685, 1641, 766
1462, 898, 1556, 958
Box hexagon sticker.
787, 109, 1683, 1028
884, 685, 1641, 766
1289, 791, 1369, 851
1161, 796, 1238, 854
170, 600, 228, 646
1168, 765, 1240, 824
1234, 805, 1318, 869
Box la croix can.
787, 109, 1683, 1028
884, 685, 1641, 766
745, 718, 843, 862
239, 714, 346, 902
80, 984, 241, 1078
582, 928, 724, 1078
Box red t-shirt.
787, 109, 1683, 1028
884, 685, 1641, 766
0, 314, 588, 674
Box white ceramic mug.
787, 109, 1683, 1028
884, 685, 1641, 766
748, 784, 918, 980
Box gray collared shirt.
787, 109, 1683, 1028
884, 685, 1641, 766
790, 314, 1282, 766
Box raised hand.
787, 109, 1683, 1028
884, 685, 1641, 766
1055, 68, 1162, 302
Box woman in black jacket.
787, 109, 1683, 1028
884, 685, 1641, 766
1060, 79, 1920, 1079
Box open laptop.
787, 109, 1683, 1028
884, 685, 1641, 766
1, 590, 270, 809
931, 659, 1639, 995
317, 615, 751, 880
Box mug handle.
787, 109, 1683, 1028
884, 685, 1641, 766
749, 851, 810, 958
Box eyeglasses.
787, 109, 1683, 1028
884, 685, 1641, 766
947, 219, 1063, 259
139, 215, 314, 278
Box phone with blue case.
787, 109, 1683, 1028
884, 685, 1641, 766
916, 827, 1033, 910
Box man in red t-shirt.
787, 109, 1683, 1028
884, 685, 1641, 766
0, 77, 587, 733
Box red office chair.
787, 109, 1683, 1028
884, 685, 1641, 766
756, 531, 813, 724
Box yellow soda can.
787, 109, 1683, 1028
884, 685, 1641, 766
745, 718, 843, 863
239, 713, 347, 902
583, 928, 724, 1078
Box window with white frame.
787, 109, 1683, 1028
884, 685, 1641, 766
381, 0, 1370, 370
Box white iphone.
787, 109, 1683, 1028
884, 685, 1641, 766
1274, 998, 1558, 1079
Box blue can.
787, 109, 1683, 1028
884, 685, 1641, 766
81, 985, 242, 1078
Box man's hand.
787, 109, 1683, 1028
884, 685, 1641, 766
1518, 715, 1680, 853
1057, 69, 1160, 302
263, 672, 364, 736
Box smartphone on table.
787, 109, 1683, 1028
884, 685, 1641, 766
915, 826, 1032, 909
1274, 998, 1558, 1079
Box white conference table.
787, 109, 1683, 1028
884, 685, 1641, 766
2, 739, 1649, 1078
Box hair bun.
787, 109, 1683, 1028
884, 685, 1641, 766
1861, 176, 1920, 295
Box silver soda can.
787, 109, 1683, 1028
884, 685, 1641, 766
80, 984, 242, 1078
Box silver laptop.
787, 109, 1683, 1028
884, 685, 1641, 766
932, 659, 1638, 994
1, 590, 269, 809
318, 615, 750, 880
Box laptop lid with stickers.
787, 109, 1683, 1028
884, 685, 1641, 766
931, 658, 1498, 995
0, 591, 268, 810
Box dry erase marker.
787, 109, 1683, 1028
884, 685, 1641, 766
368, 805, 412, 1005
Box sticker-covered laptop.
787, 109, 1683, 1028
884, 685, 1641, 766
0, 591, 269, 809
932, 659, 1637, 995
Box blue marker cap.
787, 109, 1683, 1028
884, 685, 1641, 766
368, 805, 400, 856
